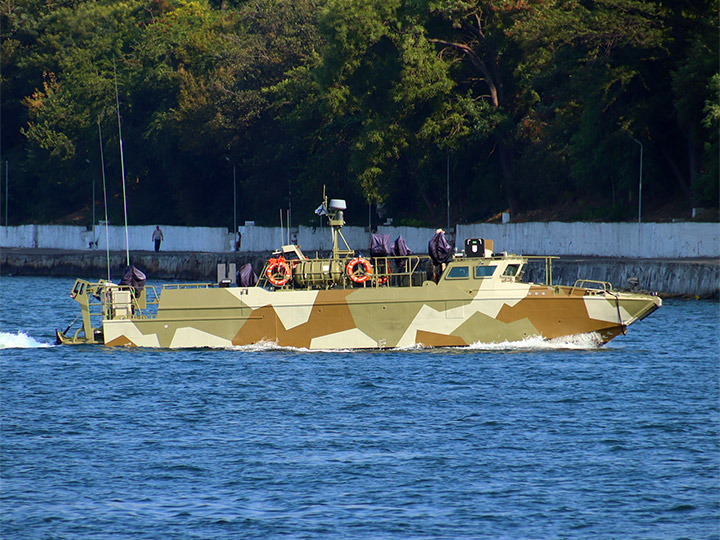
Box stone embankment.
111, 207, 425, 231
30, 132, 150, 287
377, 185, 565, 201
524, 257, 719, 298
1, 248, 718, 298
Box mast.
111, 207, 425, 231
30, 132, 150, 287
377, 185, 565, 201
98, 118, 111, 281
113, 59, 130, 267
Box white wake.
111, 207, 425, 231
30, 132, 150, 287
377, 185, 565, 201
0, 331, 53, 349
466, 332, 604, 351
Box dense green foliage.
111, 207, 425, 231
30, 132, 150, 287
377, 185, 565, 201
1, 0, 717, 227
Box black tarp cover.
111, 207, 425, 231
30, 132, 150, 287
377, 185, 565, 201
236, 263, 258, 287
392, 236, 411, 257
120, 265, 146, 292
369, 233, 392, 257
391, 235, 412, 271
428, 231, 452, 265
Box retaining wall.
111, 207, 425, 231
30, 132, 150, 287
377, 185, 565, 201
2, 250, 718, 297
1, 222, 719, 258
457, 222, 720, 258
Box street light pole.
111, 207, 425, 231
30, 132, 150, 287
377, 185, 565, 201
232, 162, 237, 236
86, 159, 95, 230
225, 157, 237, 236
4, 161, 8, 227
631, 137, 643, 224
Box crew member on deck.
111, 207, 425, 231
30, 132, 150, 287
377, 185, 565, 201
428, 228, 452, 283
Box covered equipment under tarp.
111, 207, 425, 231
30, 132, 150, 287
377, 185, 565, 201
120, 265, 146, 293
369, 233, 392, 257
369, 233, 392, 277
428, 231, 452, 265
391, 235, 412, 271
236, 263, 259, 287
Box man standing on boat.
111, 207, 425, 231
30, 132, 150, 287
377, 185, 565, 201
152, 226, 164, 252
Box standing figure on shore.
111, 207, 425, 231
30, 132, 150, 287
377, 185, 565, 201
152, 226, 164, 252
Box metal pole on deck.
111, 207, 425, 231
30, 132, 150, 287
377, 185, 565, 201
446, 151, 450, 232
288, 178, 292, 242
98, 119, 111, 280
114, 60, 130, 266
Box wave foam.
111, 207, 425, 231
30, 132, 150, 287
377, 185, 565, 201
227, 340, 352, 353
0, 331, 53, 349
466, 332, 604, 351
223, 334, 604, 353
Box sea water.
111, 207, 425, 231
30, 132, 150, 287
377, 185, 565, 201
1, 275, 718, 540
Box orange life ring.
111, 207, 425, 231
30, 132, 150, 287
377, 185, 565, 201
266, 257, 291, 287
346, 257, 373, 283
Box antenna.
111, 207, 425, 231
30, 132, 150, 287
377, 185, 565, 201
98, 118, 111, 281
326, 197, 351, 259
113, 59, 130, 267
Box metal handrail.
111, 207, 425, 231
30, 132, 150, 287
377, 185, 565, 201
572, 279, 614, 294
258, 254, 433, 290
161, 283, 213, 290
524, 256, 559, 286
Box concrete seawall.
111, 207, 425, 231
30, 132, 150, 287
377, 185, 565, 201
524, 258, 719, 298
3, 222, 719, 258
1, 248, 718, 298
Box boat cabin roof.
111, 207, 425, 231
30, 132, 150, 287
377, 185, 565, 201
439, 256, 526, 284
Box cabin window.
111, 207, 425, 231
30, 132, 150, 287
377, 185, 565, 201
475, 265, 497, 278
503, 264, 521, 277
447, 266, 470, 279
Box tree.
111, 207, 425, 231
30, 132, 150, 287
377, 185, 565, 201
511, 0, 718, 216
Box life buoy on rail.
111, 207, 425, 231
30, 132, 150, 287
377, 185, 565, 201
266, 257, 291, 287
346, 257, 373, 283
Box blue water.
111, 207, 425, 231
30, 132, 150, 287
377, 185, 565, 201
1, 276, 718, 540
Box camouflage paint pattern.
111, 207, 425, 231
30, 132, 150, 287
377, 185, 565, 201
88, 256, 661, 349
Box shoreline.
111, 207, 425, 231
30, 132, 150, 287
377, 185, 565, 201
1, 248, 718, 298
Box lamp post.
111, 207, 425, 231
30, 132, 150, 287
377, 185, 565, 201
446, 151, 450, 232
631, 137, 643, 224
86, 159, 95, 229
225, 157, 237, 235
436, 144, 450, 231
232, 163, 236, 235
4, 161, 7, 227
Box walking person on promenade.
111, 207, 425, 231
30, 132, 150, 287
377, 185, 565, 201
152, 226, 164, 252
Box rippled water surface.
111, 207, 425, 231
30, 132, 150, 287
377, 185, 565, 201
1, 276, 718, 539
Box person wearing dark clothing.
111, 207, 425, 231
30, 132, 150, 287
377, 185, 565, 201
428, 229, 452, 283
152, 226, 164, 252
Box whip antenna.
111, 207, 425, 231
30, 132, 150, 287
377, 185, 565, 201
113, 59, 130, 267
97, 118, 111, 281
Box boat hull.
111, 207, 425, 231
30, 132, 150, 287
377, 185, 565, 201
99, 283, 661, 349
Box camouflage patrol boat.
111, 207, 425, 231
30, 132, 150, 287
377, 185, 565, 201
56, 195, 661, 349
